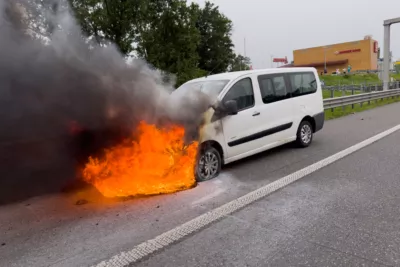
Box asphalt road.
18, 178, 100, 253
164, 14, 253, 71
2, 102, 400, 267
136, 122, 400, 267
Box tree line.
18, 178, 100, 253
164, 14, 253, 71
17, 0, 252, 87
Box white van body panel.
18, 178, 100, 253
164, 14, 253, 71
183, 67, 325, 165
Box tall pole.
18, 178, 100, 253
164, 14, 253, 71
243, 38, 246, 70
244, 38, 246, 57
383, 24, 391, 90
324, 46, 327, 74
382, 17, 400, 89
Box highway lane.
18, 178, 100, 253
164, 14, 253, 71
2, 102, 400, 267
136, 119, 400, 267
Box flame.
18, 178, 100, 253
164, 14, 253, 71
82, 121, 198, 198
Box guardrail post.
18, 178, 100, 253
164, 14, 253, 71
382, 83, 385, 101
351, 85, 355, 109
330, 88, 334, 113
368, 85, 371, 105
341, 82, 344, 96
397, 81, 400, 98
398, 82, 400, 99
341, 83, 345, 112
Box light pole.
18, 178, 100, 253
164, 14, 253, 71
244, 38, 246, 58
383, 17, 400, 90
240, 37, 246, 71
323, 46, 328, 74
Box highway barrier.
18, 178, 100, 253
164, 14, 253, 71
324, 88, 400, 110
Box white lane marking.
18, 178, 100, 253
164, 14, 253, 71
92, 124, 400, 267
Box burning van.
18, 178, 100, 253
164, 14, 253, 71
176, 67, 325, 182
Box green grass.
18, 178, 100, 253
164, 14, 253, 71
321, 73, 380, 86
324, 95, 400, 120
392, 73, 400, 80
322, 89, 359, 99
320, 72, 400, 86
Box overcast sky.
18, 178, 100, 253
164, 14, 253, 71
192, 0, 400, 69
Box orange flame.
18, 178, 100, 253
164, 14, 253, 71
82, 121, 198, 198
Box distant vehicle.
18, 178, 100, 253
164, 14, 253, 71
176, 68, 325, 181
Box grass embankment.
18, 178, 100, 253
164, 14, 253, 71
393, 73, 400, 80
321, 72, 400, 86
320, 73, 400, 119
321, 73, 381, 86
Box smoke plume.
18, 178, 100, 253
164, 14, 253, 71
0, 0, 212, 204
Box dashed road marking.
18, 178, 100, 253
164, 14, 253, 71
92, 124, 400, 267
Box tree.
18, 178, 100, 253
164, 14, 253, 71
10, 0, 70, 40
69, 0, 207, 86
228, 54, 251, 72
194, 1, 234, 75
69, 0, 142, 55
23, 0, 237, 86
395, 63, 400, 74
136, 0, 204, 86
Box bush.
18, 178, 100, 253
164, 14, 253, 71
395, 64, 400, 74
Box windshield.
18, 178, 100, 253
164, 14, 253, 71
175, 80, 230, 97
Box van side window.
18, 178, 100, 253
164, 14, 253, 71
288, 72, 317, 97
258, 75, 290, 104
223, 78, 254, 111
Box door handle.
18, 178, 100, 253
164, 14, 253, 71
252, 111, 260, 116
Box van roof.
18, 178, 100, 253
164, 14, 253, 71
186, 67, 316, 83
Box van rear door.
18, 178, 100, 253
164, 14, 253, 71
286, 70, 323, 131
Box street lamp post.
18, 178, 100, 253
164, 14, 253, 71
323, 46, 328, 74
383, 17, 400, 90
269, 55, 273, 68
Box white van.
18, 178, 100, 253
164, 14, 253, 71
176, 68, 325, 181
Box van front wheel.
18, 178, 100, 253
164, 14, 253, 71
296, 120, 313, 148
195, 147, 222, 182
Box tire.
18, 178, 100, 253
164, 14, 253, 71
296, 120, 313, 148
195, 146, 222, 182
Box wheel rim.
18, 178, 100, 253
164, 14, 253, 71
197, 151, 219, 180
300, 124, 312, 144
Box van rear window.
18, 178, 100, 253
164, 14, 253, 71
288, 72, 317, 97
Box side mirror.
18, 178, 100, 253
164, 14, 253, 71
224, 100, 238, 115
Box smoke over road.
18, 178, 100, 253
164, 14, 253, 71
0, 0, 212, 204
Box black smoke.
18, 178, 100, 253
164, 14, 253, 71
0, 0, 212, 204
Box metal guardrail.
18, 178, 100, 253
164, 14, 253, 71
323, 88, 400, 109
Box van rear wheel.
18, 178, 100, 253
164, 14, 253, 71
195, 147, 222, 182
296, 120, 313, 148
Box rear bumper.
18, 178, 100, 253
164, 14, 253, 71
313, 111, 325, 132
